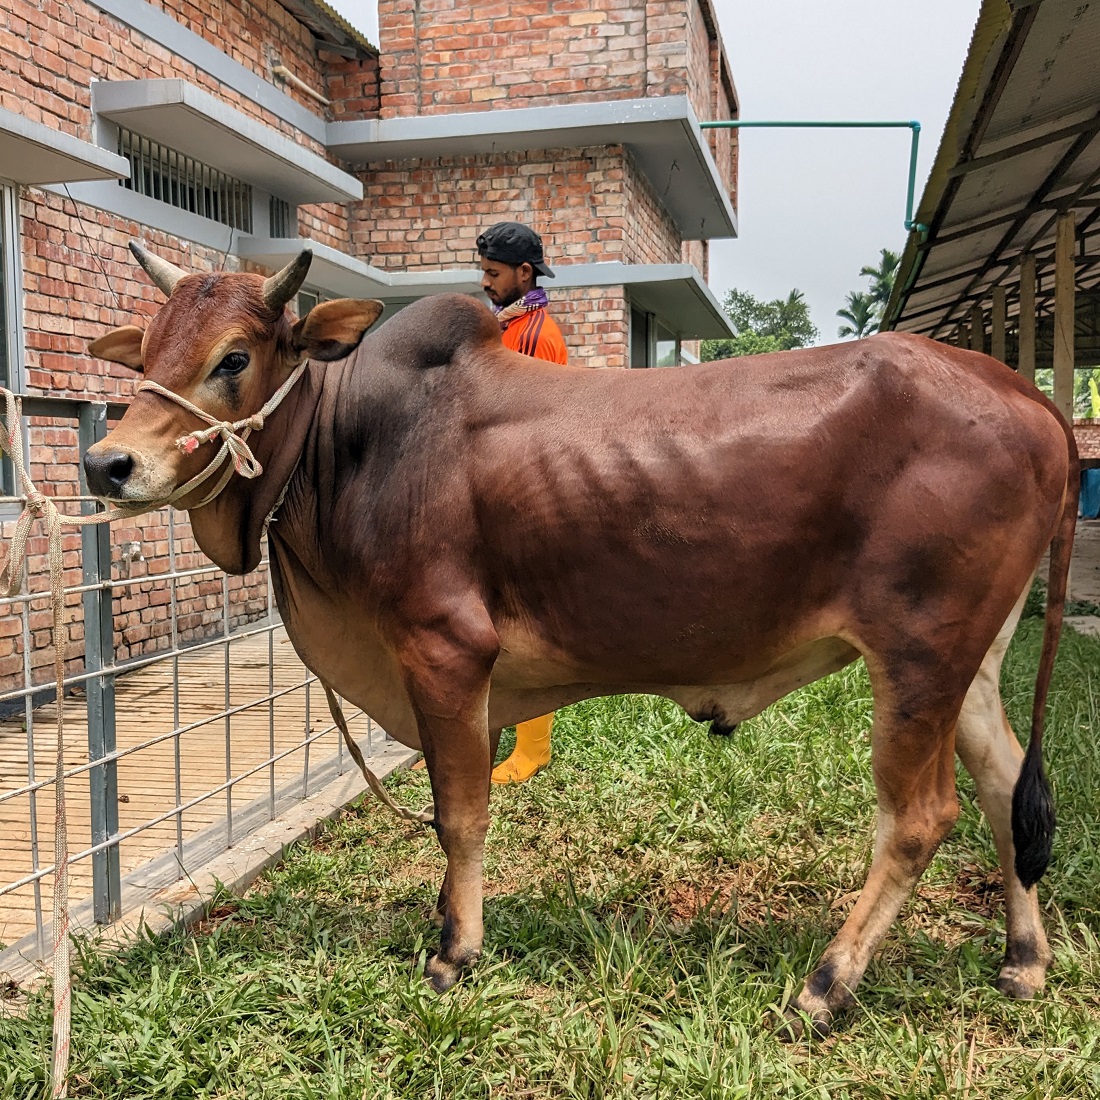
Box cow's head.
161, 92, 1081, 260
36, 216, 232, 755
83, 243, 384, 511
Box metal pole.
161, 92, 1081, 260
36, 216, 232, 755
78, 403, 120, 925
699, 119, 926, 233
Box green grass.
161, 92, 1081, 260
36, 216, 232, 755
2, 618, 1099, 1098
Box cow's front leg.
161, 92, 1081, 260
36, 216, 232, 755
399, 620, 499, 993
431, 727, 502, 929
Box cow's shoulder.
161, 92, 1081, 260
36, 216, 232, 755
372, 294, 501, 370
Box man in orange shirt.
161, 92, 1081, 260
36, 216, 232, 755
477, 221, 568, 365
478, 221, 566, 782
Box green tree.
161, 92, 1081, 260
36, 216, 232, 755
701, 288, 818, 361
860, 248, 901, 320
1034, 365, 1100, 418
836, 291, 878, 340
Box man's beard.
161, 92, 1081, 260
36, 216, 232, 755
494, 286, 523, 308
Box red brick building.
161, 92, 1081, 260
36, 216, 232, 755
0, 0, 738, 688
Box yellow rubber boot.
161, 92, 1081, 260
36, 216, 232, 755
492, 713, 553, 784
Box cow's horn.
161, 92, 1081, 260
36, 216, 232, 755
129, 242, 187, 297
262, 250, 312, 311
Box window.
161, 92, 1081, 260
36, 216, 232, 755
296, 288, 337, 317
0, 183, 16, 495
630, 306, 681, 368
0, 186, 8, 392
655, 322, 679, 368
117, 127, 253, 233
630, 306, 650, 368
270, 197, 295, 238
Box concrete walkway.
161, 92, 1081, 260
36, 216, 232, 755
1066, 518, 1100, 638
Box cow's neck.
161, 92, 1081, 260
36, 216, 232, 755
185, 365, 323, 575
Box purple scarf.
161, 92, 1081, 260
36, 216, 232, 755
493, 287, 549, 328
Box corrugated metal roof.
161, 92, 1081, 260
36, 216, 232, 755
883, 0, 1100, 341
279, 0, 377, 58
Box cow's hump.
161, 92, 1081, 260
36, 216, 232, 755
372, 293, 501, 370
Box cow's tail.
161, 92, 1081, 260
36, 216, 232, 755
1011, 417, 1079, 889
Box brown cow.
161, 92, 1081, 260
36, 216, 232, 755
84, 244, 1076, 1037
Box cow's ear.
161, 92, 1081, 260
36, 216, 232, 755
291, 299, 384, 362
88, 325, 145, 372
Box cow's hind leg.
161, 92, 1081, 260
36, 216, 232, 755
783, 666, 962, 1038
956, 589, 1052, 999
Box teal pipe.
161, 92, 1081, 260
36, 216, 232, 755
699, 119, 928, 235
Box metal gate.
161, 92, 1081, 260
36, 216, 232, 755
0, 395, 389, 973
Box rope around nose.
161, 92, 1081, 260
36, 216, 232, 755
137, 360, 308, 509
0, 369, 430, 1095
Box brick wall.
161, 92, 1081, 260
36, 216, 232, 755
326, 53, 382, 119
0, 0, 338, 159
377, 0, 736, 128
555, 286, 629, 369
351, 145, 679, 271
0, 0, 373, 693
621, 149, 681, 265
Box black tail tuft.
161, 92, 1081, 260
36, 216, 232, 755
1011, 736, 1055, 889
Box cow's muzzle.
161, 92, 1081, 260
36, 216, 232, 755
83, 449, 135, 498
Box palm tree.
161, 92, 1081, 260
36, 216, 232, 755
836, 291, 877, 339
860, 248, 901, 320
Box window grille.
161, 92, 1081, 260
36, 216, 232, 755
269, 197, 295, 238
117, 127, 253, 234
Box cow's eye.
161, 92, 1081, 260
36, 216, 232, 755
215, 351, 250, 375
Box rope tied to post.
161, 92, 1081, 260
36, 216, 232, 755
0, 365, 303, 1096
0, 388, 127, 1099
1, 368, 429, 1094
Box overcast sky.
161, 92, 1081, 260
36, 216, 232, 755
709, 0, 980, 341
329, 0, 981, 343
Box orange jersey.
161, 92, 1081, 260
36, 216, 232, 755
501, 307, 568, 364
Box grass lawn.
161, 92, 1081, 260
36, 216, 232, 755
2, 616, 1099, 1098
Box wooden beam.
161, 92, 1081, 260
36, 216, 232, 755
990, 286, 1007, 362
1053, 211, 1075, 419
956, 319, 970, 348
969, 303, 985, 353
1018, 253, 1036, 382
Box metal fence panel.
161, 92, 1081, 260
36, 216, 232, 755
0, 395, 385, 969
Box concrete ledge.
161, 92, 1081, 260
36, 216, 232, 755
328, 96, 738, 241
1066, 615, 1100, 639
93, 79, 362, 204
0, 105, 130, 185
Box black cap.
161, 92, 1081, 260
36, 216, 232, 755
476, 221, 555, 279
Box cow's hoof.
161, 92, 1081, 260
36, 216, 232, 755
775, 1004, 832, 1042
995, 966, 1044, 1000
425, 954, 461, 993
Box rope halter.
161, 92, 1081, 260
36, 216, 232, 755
135, 359, 308, 510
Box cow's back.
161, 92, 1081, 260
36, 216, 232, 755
464, 333, 1069, 686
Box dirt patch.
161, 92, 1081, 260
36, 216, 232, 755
662, 860, 796, 925
192, 901, 250, 936
929, 863, 1002, 919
